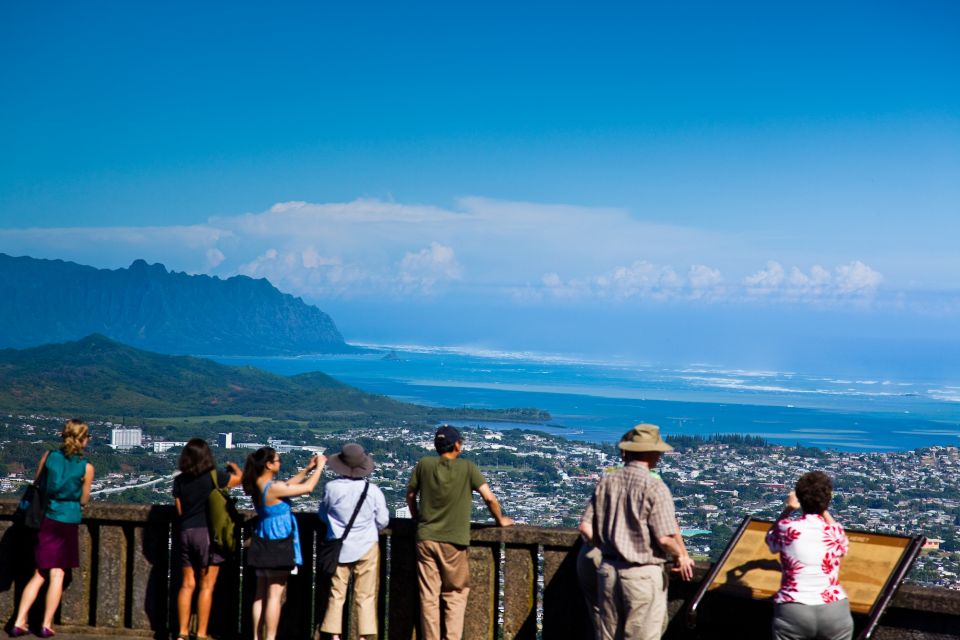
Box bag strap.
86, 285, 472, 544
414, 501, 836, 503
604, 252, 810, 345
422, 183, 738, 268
260, 480, 272, 505
340, 481, 370, 542
34, 450, 51, 489
210, 469, 221, 490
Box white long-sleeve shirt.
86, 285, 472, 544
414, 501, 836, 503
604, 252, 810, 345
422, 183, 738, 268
319, 477, 390, 563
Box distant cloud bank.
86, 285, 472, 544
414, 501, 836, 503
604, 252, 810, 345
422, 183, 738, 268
0, 197, 890, 308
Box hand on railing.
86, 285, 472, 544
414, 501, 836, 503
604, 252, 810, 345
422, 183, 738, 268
672, 555, 695, 581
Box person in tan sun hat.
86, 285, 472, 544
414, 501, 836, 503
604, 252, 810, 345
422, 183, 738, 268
578, 423, 694, 640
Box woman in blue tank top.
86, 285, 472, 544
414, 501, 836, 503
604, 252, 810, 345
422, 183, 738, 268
12, 419, 95, 638
241, 447, 325, 640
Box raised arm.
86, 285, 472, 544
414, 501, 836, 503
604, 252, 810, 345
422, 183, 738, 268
776, 491, 800, 522
267, 455, 326, 500
225, 461, 243, 489
287, 457, 314, 485
477, 483, 514, 527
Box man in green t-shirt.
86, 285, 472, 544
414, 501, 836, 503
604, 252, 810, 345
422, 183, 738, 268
406, 425, 514, 640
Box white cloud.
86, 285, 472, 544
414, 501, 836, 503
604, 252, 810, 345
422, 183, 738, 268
743, 260, 882, 301
835, 260, 883, 294
535, 260, 719, 302
206, 248, 226, 269
301, 247, 339, 269
0, 197, 891, 307
745, 261, 785, 294
688, 265, 724, 299
399, 242, 462, 294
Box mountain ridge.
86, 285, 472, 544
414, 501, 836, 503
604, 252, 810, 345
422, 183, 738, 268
0, 253, 350, 355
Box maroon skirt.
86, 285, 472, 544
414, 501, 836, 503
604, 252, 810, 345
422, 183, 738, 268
35, 517, 80, 570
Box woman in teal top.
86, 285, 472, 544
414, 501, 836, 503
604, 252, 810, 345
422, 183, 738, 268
242, 447, 325, 640
12, 419, 95, 638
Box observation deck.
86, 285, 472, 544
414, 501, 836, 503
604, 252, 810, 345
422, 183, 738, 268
1, 502, 957, 639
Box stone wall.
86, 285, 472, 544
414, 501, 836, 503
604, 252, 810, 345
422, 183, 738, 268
1, 502, 957, 639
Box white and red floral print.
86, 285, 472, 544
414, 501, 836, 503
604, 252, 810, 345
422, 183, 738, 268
766, 514, 849, 605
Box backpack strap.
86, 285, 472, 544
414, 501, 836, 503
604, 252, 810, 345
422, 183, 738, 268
340, 481, 370, 542
36, 450, 51, 480
210, 469, 220, 490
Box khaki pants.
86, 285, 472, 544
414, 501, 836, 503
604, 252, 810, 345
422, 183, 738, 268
416, 540, 470, 640
577, 544, 603, 636
597, 561, 666, 640
320, 542, 380, 637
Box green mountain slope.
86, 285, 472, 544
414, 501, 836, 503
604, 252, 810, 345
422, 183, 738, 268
0, 335, 419, 419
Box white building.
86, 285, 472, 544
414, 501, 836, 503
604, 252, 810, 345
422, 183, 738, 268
395, 505, 412, 519
110, 428, 142, 449
152, 441, 187, 454
217, 432, 233, 449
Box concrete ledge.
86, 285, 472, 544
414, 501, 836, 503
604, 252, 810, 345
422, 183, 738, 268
1, 500, 957, 639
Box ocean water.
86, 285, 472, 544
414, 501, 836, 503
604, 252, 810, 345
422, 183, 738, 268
213, 345, 960, 452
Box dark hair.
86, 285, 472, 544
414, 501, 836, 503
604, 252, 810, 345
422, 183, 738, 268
242, 447, 276, 505
622, 450, 660, 463
434, 425, 461, 454
795, 471, 833, 514
178, 438, 215, 477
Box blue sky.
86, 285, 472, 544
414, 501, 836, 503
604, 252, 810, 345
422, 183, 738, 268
1, 2, 959, 375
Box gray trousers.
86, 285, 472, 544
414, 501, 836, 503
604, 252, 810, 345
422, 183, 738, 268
772, 600, 854, 640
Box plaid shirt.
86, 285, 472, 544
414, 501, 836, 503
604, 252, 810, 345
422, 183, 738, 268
580, 461, 679, 566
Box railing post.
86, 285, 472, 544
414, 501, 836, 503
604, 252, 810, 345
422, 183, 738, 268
502, 545, 537, 640
463, 543, 497, 640
385, 519, 418, 640
541, 542, 589, 640
58, 522, 94, 627
95, 523, 129, 628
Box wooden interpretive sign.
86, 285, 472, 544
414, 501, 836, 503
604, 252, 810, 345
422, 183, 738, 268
687, 516, 925, 640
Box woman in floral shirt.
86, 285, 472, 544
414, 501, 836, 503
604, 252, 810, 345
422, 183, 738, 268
766, 471, 853, 640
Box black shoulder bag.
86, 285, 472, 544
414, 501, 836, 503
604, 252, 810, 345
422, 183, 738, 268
15, 455, 50, 530
317, 481, 370, 577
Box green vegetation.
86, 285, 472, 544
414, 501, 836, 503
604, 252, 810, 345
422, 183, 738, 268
145, 415, 310, 426
666, 433, 769, 450
0, 335, 550, 427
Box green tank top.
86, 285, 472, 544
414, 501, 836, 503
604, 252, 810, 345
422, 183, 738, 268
44, 448, 88, 524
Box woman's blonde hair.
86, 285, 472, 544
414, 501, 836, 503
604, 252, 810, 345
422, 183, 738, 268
62, 419, 89, 457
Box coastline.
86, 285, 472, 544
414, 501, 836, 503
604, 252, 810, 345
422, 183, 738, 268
212, 347, 960, 453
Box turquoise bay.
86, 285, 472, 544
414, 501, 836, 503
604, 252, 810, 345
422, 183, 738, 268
213, 346, 960, 452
